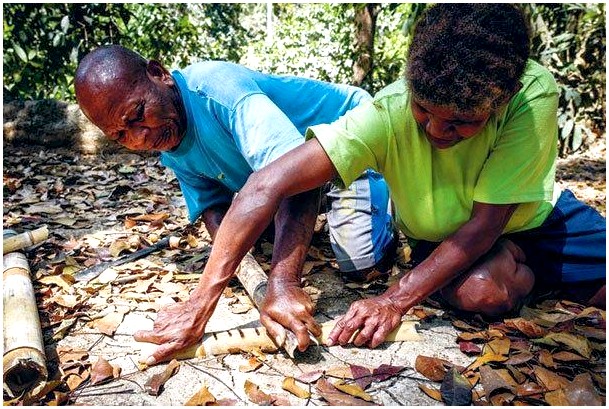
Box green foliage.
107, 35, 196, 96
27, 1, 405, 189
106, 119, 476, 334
3, 3, 605, 155
523, 3, 606, 155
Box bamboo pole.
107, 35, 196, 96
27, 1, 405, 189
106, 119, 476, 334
3, 243, 48, 398
140, 319, 420, 362
2, 226, 48, 255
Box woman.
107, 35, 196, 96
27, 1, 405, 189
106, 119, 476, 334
138, 4, 605, 364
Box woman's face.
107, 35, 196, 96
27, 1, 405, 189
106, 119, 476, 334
411, 99, 491, 149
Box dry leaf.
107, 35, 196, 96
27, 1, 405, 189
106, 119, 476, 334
91, 310, 128, 336
239, 357, 262, 373
534, 332, 592, 358
483, 336, 510, 356
564, 372, 603, 406
415, 355, 455, 382
185, 385, 216, 406
459, 341, 481, 355
533, 365, 570, 391
479, 365, 514, 401
90, 356, 118, 386
504, 317, 548, 338
371, 364, 405, 382
333, 380, 373, 401
418, 384, 443, 401
440, 367, 472, 406
350, 364, 373, 389
325, 366, 355, 380
145, 359, 180, 396
538, 349, 555, 368
282, 377, 311, 399
315, 378, 377, 406
296, 370, 324, 384
243, 380, 287, 405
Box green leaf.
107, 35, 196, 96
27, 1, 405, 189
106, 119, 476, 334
570, 125, 583, 152
560, 119, 574, 140
60, 15, 70, 32
13, 43, 28, 62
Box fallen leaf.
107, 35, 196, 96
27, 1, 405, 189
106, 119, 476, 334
282, 377, 311, 399
145, 359, 180, 396
315, 378, 377, 406
90, 356, 119, 386
564, 372, 604, 406
350, 364, 373, 389
534, 332, 592, 358
244, 380, 287, 405
296, 370, 324, 384
440, 367, 472, 406
334, 380, 373, 401
483, 336, 510, 356
552, 350, 586, 362
538, 349, 555, 368
504, 351, 534, 366
544, 388, 569, 405
371, 364, 405, 382
91, 310, 128, 336
504, 317, 548, 338
418, 384, 443, 401
325, 366, 355, 380
459, 341, 482, 355
533, 365, 569, 391
239, 357, 262, 373
479, 365, 514, 402
415, 355, 454, 382
185, 385, 216, 406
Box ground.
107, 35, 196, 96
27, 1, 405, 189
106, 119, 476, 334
2, 138, 606, 406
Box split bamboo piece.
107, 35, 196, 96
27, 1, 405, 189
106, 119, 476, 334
2, 225, 48, 255
3, 240, 48, 398
141, 319, 420, 361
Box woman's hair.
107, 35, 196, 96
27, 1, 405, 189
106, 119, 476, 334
406, 4, 530, 115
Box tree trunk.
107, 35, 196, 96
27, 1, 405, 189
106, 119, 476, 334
352, 4, 380, 91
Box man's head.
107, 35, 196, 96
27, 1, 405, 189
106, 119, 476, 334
75, 45, 186, 151
405, 4, 530, 149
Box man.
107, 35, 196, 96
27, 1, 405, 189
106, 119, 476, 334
75, 45, 396, 364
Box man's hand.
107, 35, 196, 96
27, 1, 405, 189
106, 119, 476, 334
134, 299, 209, 365
260, 281, 321, 352
327, 295, 403, 348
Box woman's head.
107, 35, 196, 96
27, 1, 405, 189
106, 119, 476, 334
406, 4, 530, 117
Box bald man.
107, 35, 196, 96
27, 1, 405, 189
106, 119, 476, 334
75, 45, 397, 364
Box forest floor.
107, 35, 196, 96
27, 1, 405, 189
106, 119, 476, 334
2, 138, 606, 406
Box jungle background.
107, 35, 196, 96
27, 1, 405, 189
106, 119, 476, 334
2, 3, 607, 406
3, 3, 606, 157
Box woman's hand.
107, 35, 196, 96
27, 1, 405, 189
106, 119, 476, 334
327, 295, 403, 348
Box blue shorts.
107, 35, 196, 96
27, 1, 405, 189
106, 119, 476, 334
506, 189, 606, 285
411, 189, 606, 286
325, 170, 396, 272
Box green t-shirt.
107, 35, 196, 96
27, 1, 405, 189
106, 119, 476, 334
307, 60, 559, 242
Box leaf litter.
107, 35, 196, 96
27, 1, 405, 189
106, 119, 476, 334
3, 145, 605, 405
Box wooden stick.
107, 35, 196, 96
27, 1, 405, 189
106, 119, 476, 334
139, 319, 421, 361
2, 226, 48, 255
3, 251, 47, 398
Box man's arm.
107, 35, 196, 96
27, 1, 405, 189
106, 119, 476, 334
261, 188, 323, 351
135, 140, 337, 364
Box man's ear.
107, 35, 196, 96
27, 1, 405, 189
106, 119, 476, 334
146, 60, 174, 86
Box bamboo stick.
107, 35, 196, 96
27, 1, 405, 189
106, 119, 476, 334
139, 319, 420, 362
3, 249, 47, 398
2, 226, 48, 255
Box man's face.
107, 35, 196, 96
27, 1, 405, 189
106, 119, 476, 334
411, 99, 490, 149
80, 64, 186, 152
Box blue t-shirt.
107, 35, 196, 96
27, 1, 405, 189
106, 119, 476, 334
160, 61, 371, 223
